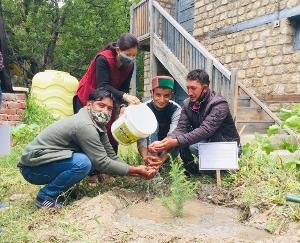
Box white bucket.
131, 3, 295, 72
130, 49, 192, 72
111, 103, 157, 145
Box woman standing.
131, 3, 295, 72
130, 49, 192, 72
73, 33, 140, 152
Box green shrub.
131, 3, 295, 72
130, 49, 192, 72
160, 157, 199, 217
23, 95, 55, 127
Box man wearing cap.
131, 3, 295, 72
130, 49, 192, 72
137, 76, 181, 168
148, 69, 241, 174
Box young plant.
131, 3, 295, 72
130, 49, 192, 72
160, 157, 199, 217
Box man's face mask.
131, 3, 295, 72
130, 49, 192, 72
119, 52, 135, 65
90, 110, 111, 125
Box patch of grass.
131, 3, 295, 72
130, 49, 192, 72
222, 142, 300, 233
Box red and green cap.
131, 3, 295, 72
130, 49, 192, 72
151, 75, 174, 90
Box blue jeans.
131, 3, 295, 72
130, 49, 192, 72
20, 153, 92, 200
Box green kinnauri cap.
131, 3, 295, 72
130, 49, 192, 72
152, 75, 174, 90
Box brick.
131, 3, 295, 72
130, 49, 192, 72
8, 115, 22, 121
267, 46, 281, 56
3, 109, 17, 115
248, 50, 256, 59
272, 56, 282, 65
287, 0, 298, 8
16, 109, 25, 115
238, 70, 246, 79
253, 40, 264, 49
264, 66, 274, 75
291, 53, 300, 63
15, 94, 26, 101
206, 3, 213, 11
273, 84, 285, 95
256, 67, 265, 78
2, 93, 16, 101
7, 102, 26, 109
273, 65, 289, 75
285, 83, 297, 93
246, 68, 256, 77
250, 58, 262, 68
257, 7, 266, 16
245, 42, 253, 51
0, 114, 8, 120
257, 48, 267, 58
235, 44, 244, 53
252, 32, 259, 40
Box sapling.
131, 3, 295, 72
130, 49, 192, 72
160, 157, 199, 217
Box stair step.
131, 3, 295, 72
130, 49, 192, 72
237, 107, 273, 121
236, 120, 274, 135
238, 95, 251, 107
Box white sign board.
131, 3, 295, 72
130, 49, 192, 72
198, 142, 239, 170
0, 125, 11, 155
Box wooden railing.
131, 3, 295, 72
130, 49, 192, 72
130, 0, 149, 41
131, 0, 237, 113
130, 0, 290, 133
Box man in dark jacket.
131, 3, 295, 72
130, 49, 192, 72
149, 69, 241, 174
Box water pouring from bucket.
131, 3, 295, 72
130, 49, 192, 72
111, 103, 157, 145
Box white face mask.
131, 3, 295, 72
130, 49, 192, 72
90, 110, 111, 125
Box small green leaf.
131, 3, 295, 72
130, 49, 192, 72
267, 124, 280, 136
279, 108, 293, 120
285, 115, 300, 131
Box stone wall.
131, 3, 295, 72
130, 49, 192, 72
0, 93, 27, 126
193, 0, 300, 110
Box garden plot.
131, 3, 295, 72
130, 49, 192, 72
28, 191, 299, 243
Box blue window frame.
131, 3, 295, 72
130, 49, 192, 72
290, 16, 300, 51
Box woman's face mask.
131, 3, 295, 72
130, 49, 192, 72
90, 110, 111, 125
119, 52, 135, 65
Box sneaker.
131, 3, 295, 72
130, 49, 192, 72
0, 202, 9, 210
35, 196, 63, 209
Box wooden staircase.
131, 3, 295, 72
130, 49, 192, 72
130, 0, 290, 135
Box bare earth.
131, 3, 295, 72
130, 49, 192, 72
29, 190, 300, 243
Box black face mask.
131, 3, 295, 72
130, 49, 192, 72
192, 89, 207, 111
119, 53, 135, 65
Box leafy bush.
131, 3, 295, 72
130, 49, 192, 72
10, 95, 56, 146
23, 95, 55, 127
223, 141, 300, 233
160, 157, 199, 217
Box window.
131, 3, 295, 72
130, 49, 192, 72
290, 16, 300, 51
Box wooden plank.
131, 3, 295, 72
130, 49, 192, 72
258, 94, 300, 103
237, 107, 274, 121
130, 4, 135, 34
231, 68, 238, 120
149, 0, 157, 78
130, 60, 137, 96
216, 170, 221, 187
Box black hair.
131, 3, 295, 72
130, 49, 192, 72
186, 69, 210, 85
105, 33, 139, 53
88, 88, 116, 103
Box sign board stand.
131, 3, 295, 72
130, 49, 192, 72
216, 170, 221, 186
